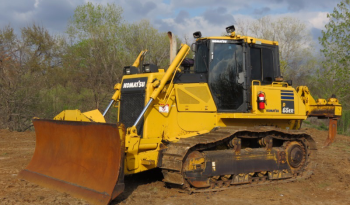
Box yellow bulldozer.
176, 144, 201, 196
19, 25, 342, 205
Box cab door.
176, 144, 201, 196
208, 41, 248, 112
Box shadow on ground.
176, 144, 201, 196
110, 168, 164, 204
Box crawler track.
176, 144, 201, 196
161, 126, 317, 192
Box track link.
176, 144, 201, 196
161, 126, 317, 192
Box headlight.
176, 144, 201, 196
193, 31, 202, 39
142, 64, 158, 73
123, 66, 139, 75
144, 65, 151, 73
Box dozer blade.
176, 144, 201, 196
19, 119, 125, 205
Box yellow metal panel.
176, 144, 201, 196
54, 110, 91, 122
335, 107, 342, 116
82, 109, 106, 123
217, 118, 297, 130
177, 112, 217, 132
250, 83, 306, 118
217, 113, 307, 120
177, 89, 200, 104
175, 83, 217, 112
185, 86, 211, 102
124, 149, 159, 175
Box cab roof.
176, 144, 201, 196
197, 33, 279, 46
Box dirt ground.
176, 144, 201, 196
1, 128, 350, 205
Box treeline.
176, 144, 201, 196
0, 2, 349, 135
0, 3, 175, 131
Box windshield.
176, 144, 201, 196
194, 41, 209, 73
209, 43, 244, 110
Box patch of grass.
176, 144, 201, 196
317, 182, 331, 189
331, 142, 350, 152
149, 187, 158, 193
296, 177, 307, 182
303, 120, 311, 125
318, 123, 328, 131
1, 152, 8, 156
302, 120, 327, 130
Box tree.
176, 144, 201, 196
0, 24, 62, 131
64, 2, 125, 110
120, 19, 173, 68
0, 3, 182, 129
0, 25, 19, 130
319, 0, 350, 107
64, 3, 178, 112
235, 16, 315, 85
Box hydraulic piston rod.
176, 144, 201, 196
132, 44, 189, 128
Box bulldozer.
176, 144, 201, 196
19, 25, 342, 205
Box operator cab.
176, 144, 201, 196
187, 25, 281, 112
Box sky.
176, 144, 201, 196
0, 0, 341, 43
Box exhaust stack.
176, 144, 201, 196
168, 31, 177, 65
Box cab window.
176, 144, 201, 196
250, 47, 274, 83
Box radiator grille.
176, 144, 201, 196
119, 92, 145, 130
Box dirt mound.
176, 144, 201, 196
0, 128, 349, 205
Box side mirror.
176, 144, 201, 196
191, 43, 196, 52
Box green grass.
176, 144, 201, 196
331, 142, 350, 153
303, 120, 345, 133
150, 187, 158, 193
317, 182, 331, 189
303, 120, 311, 125
302, 120, 328, 130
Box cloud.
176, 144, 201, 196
4, 0, 36, 13
109, 0, 172, 23
171, 0, 245, 10
126, 0, 157, 16
175, 10, 190, 24
34, 0, 75, 32
0, 0, 339, 47
154, 19, 173, 32
155, 15, 232, 41
0, 0, 75, 34
283, 0, 338, 11
285, 0, 305, 11
253, 7, 271, 15
203, 7, 235, 25
308, 12, 329, 30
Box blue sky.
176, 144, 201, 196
0, 0, 341, 42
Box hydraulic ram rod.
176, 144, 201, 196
102, 100, 115, 117
133, 99, 154, 127
132, 44, 190, 128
